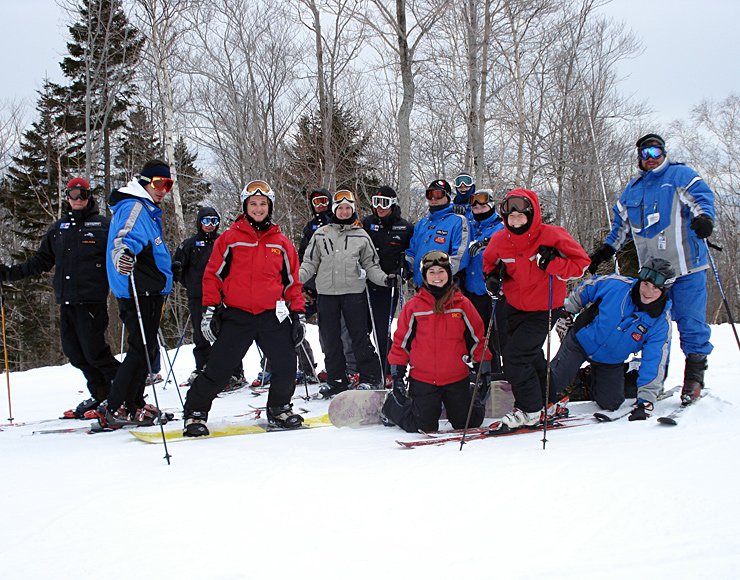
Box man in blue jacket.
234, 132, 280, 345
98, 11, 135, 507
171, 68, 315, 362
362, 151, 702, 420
588, 134, 715, 405
406, 179, 469, 287
549, 257, 675, 420
96, 160, 173, 428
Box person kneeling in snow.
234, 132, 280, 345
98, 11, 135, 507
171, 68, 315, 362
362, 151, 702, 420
381, 250, 491, 432
182, 180, 306, 437
549, 257, 675, 421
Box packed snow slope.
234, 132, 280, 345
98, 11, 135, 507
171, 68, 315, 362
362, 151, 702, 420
1, 323, 739, 580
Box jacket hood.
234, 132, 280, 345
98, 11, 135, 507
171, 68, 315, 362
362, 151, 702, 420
196, 206, 221, 239
502, 188, 542, 236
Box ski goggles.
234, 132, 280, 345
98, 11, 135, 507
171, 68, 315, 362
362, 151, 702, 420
637, 266, 670, 289
425, 188, 448, 200
143, 176, 174, 193
333, 190, 356, 206
311, 195, 330, 208
200, 216, 220, 226
421, 250, 451, 270
372, 195, 396, 210
66, 188, 91, 200
468, 192, 492, 206
245, 180, 272, 196
455, 174, 473, 188
638, 146, 665, 160
500, 195, 533, 216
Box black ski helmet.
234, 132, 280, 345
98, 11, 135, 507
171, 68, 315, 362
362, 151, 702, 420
637, 257, 676, 290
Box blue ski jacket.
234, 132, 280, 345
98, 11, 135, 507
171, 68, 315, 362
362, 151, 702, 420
459, 211, 504, 295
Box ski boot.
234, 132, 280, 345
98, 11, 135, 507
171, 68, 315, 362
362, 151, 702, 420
348, 373, 360, 390
251, 371, 272, 388
681, 354, 707, 405
500, 408, 541, 431
130, 403, 173, 425
93, 403, 138, 430
183, 410, 209, 437
145, 373, 163, 386
224, 373, 248, 392
266, 404, 304, 429
318, 381, 349, 399
544, 396, 570, 420
62, 397, 100, 419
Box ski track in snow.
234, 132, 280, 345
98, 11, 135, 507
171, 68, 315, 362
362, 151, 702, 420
1, 323, 739, 580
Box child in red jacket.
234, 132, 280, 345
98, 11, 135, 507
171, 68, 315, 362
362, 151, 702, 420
382, 250, 491, 432
482, 189, 589, 430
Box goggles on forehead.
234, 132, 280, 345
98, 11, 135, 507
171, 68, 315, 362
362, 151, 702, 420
637, 266, 669, 289
455, 174, 473, 188
333, 190, 355, 204
500, 195, 533, 216
200, 216, 220, 227
421, 250, 451, 269
468, 192, 492, 206
311, 195, 330, 208
372, 195, 396, 210
66, 188, 91, 201
245, 180, 271, 195
638, 146, 664, 160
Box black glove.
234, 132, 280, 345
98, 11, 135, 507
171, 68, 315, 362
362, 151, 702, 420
628, 399, 653, 421
484, 261, 506, 298
390, 364, 407, 395
171, 260, 183, 282
587, 243, 615, 275
690, 214, 714, 239
453, 204, 467, 215
0, 264, 10, 283
468, 237, 490, 258
290, 312, 306, 346
554, 313, 574, 342
201, 305, 221, 343
384, 272, 399, 287
113, 247, 136, 276
536, 245, 558, 271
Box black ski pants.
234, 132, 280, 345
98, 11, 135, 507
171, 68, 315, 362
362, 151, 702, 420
59, 303, 120, 402
502, 303, 563, 413
185, 307, 296, 414
108, 294, 164, 412
318, 292, 381, 388
463, 290, 507, 373
367, 282, 400, 377
550, 329, 625, 411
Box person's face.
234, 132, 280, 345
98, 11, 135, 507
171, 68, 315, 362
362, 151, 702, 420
471, 202, 490, 215
639, 140, 665, 172
457, 183, 471, 195
335, 203, 353, 220
375, 206, 392, 218
202, 223, 217, 233
639, 280, 663, 304
312, 197, 329, 213
66, 191, 89, 210
428, 194, 448, 207
247, 195, 269, 222
425, 265, 449, 288
507, 210, 528, 228
145, 182, 167, 204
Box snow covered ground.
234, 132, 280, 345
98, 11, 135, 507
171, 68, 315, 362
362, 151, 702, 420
1, 323, 739, 580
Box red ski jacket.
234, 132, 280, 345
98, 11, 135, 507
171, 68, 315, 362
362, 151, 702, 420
388, 287, 491, 385
202, 216, 305, 314
482, 189, 589, 312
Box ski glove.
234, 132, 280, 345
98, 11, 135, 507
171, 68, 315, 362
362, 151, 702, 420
587, 243, 615, 275
484, 261, 507, 298
554, 313, 574, 342
0, 264, 9, 282
201, 306, 221, 343
453, 204, 467, 215
171, 260, 183, 283
468, 237, 490, 258
628, 399, 653, 421
690, 214, 714, 239
536, 245, 559, 271
113, 248, 136, 276
290, 312, 306, 347
390, 364, 407, 396
384, 272, 399, 287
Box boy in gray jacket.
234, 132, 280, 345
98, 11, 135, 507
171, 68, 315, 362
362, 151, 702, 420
300, 190, 396, 397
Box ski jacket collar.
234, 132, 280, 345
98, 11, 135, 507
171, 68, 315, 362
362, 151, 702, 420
109, 179, 158, 208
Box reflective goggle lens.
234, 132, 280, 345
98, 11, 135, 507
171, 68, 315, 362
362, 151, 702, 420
421, 250, 451, 269
311, 196, 330, 208
246, 180, 271, 195
637, 267, 667, 288
638, 146, 664, 160
500, 195, 533, 216
468, 192, 490, 206
150, 177, 174, 192
455, 175, 473, 188
200, 216, 220, 226
66, 188, 91, 200
425, 189, 447, 200
372, 195, 395, 209
333, 190, 355, 203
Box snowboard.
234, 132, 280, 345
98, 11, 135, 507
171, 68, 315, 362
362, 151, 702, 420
328, 389, 388, 427
130, 414, 331, 443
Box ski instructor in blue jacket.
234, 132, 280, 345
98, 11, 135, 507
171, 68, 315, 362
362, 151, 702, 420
588, 133, 715, 406
95, 160, 173, 429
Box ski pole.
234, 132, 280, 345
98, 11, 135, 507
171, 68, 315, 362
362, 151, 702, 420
1, 284, 13, 424
365, 286, 385, 382
460, 297, 497, 450
295, 343, 310, 400
158, 326, 186, 408
705, 240, 740, 353
130, 272, 172, 465
383, 278, 397, 380
542, 275, 553, 450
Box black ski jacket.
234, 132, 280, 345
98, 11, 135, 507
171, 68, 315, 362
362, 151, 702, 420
173, 207, 220, 299
361, 205, 414, 276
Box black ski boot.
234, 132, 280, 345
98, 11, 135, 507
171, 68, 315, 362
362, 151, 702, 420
62, 397, 100, 419
94, 402, 139, 429
267, 404, 304, 429
183, 410, 209, 437
319, 381, 348, 399
681, 353, 707, 405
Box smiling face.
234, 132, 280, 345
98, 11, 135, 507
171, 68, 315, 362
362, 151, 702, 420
425, 265, 449, 288
506, 210, 528, 228
246, 195, 269, 222
335, 203, 353, 220
471, 202, 490, 215
639, 140, 665, 171
639, 280, 663, 304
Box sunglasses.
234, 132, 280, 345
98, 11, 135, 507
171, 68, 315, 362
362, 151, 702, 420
372, 195, 396, 210
468, 192, 491, 206
455, 175, 473, 188
500, 195, 533, 216
150, 177, 174, 193
333, 190, 355, 203
311, 196, 330, 208
245, 180, 272, 195
637, 267, 669, 289
638, 146, 664, 160
421, 250, 451, 269
425, 189, 448, 200
66, 188, 91, 201
200, 216, 220, 226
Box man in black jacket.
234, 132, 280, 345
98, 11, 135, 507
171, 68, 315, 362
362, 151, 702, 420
0, 178, 120, 418
362, 186, 413, 377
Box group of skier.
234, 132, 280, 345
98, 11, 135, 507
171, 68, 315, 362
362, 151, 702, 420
0, 131, 716, 436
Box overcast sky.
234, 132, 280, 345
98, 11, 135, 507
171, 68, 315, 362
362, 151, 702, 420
1, 0, 738, 127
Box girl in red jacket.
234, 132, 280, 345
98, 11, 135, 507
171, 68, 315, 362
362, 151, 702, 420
182, 180, 306, 436
482, 189, 589, 430
382, 250, 491, 433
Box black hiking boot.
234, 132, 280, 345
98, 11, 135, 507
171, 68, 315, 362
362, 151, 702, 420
267, 404, 304, 429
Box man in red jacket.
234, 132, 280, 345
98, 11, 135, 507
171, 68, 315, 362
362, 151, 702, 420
482, 189, 589, 430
